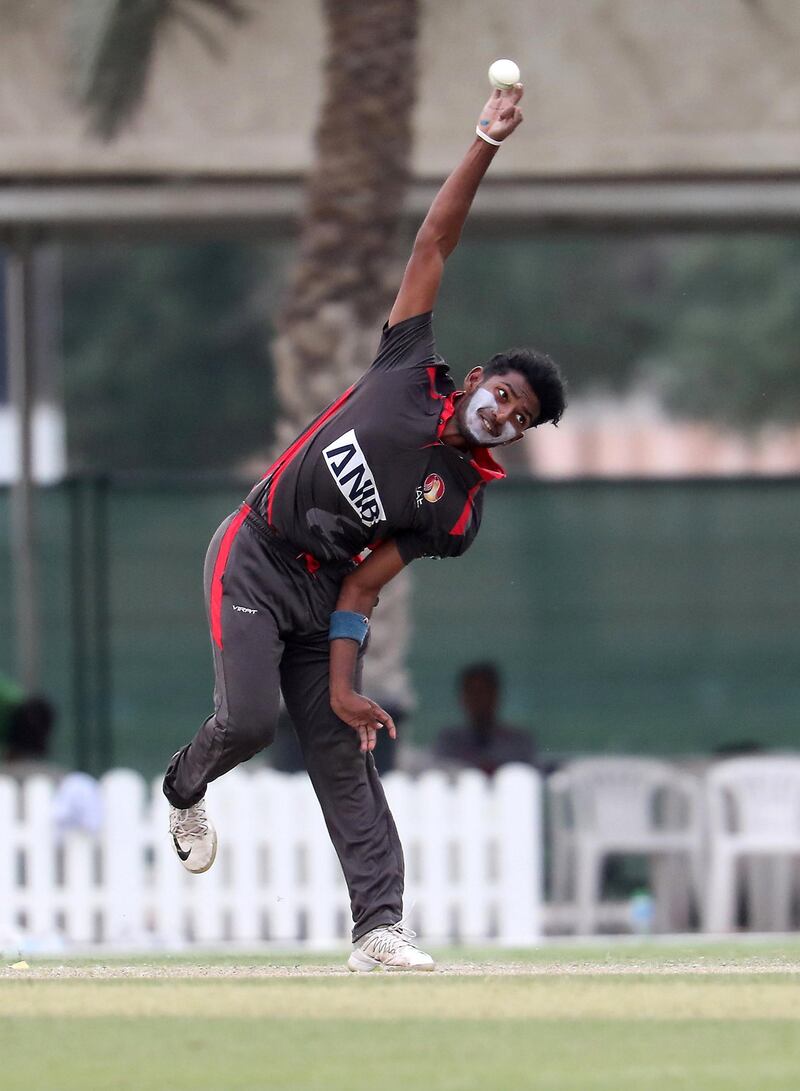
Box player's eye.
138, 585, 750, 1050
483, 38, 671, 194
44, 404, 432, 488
516, 413, 526, 427
497, 387, 507, 400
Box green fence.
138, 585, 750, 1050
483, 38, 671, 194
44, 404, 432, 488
1, 477, 798, 778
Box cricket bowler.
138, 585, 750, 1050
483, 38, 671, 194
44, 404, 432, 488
163, 80, 566, 971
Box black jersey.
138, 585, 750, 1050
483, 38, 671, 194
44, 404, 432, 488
244, 312, 505, 565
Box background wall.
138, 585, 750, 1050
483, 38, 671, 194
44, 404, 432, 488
2, 0, 800, 178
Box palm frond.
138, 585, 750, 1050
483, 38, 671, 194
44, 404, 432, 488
72, 0, 249, 142
170, 0, 248, 60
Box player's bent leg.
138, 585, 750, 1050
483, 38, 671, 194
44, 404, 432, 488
163, 521, 286, 871
165, 700, 279, 873
164, 629, 282, 871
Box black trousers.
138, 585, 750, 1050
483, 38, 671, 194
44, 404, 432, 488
163, 507, 404, 941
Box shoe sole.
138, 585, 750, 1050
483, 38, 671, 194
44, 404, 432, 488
347, 948, 435, 973
176, 826, 218, 874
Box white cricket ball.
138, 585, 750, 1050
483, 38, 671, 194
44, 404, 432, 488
488, 58, 520, 90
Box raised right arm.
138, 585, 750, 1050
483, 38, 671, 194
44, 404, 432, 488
387, 83, 524, 328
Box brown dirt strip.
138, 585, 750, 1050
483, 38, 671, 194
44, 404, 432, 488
3, 958, 800, 979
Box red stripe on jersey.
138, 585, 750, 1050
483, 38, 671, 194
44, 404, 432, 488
449, 483, 482, 537
427, 366, 444, 401
210, 504, 252, 649
266, 384, 356, 524
469, 444, 506, 482
436, 391, 459, 439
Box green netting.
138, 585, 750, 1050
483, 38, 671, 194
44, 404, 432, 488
1, 478, 798, 777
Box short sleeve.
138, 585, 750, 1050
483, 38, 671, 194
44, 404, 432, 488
370, 311, 436, 372
394, 526, 475, 565
394, 466, 485, 564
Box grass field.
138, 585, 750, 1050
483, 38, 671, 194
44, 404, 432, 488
3, 940, 800, 1090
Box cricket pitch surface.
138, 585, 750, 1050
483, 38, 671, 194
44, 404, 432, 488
3, 940, 800, 1089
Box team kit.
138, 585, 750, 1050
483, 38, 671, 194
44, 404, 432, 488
163, 78, 566, 971
164, 315, 506, 969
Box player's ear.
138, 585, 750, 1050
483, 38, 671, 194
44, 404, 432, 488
463, 366, 483, 390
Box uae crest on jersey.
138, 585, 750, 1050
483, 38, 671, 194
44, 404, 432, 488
423, 473, 445, 503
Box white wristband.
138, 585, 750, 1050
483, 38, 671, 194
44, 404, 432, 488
475, 125, 502, 147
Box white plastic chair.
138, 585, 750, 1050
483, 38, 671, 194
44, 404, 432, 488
705, 755, 800, 933
548, 757, 703, 935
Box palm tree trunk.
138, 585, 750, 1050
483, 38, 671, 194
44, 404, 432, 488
272, 0, 420, 718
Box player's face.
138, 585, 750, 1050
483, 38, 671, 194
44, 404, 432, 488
458, 369, 540, 447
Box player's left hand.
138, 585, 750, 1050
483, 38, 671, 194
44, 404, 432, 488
476, 83, 524, 143
331, 690, 397, 753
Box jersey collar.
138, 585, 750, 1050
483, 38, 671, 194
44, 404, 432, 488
436, 392, 507, 483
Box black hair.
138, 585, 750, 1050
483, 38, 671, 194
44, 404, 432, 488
459, 662, 501, 692
481, 348, 567, 427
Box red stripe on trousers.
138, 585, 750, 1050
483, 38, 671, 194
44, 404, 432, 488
266, 384, 356, 524
210, 504, 252, 649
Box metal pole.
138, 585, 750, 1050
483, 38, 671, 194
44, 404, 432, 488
5, 234, 39, 692
69, 476, 90, 772
93, 474, 112, 772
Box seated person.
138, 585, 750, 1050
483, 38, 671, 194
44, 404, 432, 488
434, 662, 536, 775
0, 688, 102, 833
0, 693, 64, 781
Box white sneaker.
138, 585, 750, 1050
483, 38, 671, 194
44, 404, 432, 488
347, 922, 435, 972
169, 799, 217, 873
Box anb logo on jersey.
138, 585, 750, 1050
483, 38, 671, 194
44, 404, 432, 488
322, 429, 386, 528
423, 473, 445, 503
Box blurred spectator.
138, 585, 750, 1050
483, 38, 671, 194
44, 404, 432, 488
52, 772, 103, 836
0, 682, 102, 833
0, 692, 64, 781
434, 662, 537, 775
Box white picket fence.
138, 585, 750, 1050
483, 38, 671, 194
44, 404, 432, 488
0, 765, 542, 951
